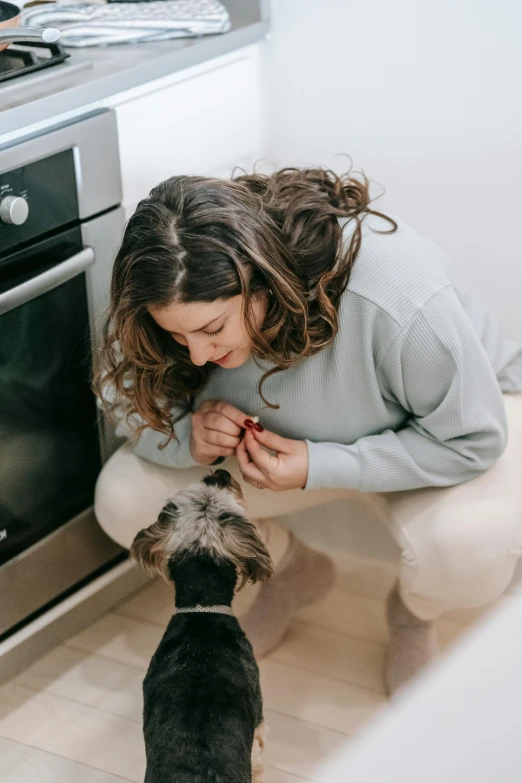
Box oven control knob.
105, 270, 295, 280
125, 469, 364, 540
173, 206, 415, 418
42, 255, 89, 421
0, 195, 29, 225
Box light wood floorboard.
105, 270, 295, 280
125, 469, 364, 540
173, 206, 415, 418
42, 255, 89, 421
0, 554, 492, 781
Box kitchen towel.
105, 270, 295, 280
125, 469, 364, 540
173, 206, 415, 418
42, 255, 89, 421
21, 0, 231, 47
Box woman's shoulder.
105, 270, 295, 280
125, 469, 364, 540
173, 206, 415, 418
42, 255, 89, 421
342, 214, 455, 327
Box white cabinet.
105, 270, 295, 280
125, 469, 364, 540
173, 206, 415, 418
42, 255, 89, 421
109, 45, 263, 212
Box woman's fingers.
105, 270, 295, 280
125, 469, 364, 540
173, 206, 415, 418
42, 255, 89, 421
250, 427, 293, 453
192, 401, 248, 464
236, 435, 256, 470
204, 410, 242, 437
204, 430, 240, 449
203, 401, 248, 432
236, 435, 269, 486
242, 430, 278, 474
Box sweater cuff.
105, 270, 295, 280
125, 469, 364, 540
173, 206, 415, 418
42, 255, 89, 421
131, 414, 200, 470
304, 440, 362, 491
176, 433, 200, 469
171, 414, 200, 469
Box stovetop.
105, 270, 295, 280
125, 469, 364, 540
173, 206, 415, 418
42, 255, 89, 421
0, 41, 91, 94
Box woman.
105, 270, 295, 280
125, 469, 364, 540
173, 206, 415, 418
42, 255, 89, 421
94, 167, 522, 696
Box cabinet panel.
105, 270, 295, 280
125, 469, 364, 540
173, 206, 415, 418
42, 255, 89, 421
115, 49, 262, 207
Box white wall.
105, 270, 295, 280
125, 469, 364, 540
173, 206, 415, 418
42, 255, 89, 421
261, 0, 522, 340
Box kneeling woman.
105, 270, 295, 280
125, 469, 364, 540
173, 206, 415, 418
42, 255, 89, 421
94, 167, 522, 696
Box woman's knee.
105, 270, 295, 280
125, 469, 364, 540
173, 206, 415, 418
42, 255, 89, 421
405, 502, 522, 608
94, 446, 193, 549
94, 463, 150, 550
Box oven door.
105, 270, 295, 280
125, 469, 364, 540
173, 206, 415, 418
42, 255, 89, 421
0, 209, 125, 638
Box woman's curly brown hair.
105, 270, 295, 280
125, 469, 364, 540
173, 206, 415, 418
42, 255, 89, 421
93, 165, 397, 443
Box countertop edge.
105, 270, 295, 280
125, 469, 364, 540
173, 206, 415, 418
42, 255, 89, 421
2, 20, 269, 138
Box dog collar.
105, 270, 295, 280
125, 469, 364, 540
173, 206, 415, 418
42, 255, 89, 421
175, 604, 234, 616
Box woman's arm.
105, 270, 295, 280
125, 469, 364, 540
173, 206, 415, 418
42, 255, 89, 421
98, 375, 199, 469
305, 287, 508, 492
116, 411, 199, 469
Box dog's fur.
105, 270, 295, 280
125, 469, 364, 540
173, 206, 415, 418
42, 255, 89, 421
130, 470, 273, 783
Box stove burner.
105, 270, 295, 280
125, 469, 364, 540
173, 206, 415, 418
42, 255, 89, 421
0, 41, 70, 84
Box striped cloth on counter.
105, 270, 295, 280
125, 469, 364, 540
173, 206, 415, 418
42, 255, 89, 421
21, 0, 231, 47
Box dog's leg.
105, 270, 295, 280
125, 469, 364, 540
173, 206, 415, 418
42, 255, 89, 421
251, 720, 267, 783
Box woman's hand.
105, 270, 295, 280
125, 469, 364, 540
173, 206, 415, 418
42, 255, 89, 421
190, 400, 247, 465
236, 427, 309, 491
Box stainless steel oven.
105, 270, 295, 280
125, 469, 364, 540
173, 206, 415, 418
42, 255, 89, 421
0, 110, 126, 638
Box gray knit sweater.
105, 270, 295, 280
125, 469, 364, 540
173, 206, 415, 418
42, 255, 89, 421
117, 215, 522, 492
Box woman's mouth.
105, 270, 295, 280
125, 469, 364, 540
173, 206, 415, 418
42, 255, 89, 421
213, 351, 232, 366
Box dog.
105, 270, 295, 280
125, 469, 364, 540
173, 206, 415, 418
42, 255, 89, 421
130, 469, 274, 783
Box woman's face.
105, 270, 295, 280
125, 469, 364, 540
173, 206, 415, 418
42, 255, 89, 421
148, 294, 265, 369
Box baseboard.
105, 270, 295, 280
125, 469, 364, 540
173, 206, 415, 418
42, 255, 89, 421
0, 559, 152, 685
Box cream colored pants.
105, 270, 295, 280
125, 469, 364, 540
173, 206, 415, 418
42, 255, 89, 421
95, 394, 522, 621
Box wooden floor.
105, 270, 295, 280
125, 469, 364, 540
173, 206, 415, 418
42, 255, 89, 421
0, 551, 498, 782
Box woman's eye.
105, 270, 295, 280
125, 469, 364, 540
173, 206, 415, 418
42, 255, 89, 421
203, 326, 224, 337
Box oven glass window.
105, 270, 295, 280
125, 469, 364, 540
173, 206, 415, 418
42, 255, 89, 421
0, 274, 101, 566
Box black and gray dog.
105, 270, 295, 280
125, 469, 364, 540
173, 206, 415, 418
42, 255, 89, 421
130, 469, 273, 783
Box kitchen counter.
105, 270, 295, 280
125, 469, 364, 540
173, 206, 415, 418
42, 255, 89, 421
0, 0, 268, 137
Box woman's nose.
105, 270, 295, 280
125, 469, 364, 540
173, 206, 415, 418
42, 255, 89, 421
188, 340, 213, 366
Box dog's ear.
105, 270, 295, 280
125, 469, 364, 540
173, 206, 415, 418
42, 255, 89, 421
219, 513, 274, 589
130, 501, 178, 581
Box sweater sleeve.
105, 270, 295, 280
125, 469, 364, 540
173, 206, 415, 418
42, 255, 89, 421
108, 401, 198, 470
305, 288, 508, 492
98, 371, 200, 470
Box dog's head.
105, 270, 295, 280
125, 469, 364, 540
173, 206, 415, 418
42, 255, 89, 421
130, 470, 273, 588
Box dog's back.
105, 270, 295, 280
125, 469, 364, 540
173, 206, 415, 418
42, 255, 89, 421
143, 612, 262, 783
131, 471, 272, 783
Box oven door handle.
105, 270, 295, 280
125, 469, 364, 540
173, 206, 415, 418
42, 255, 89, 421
0, 247, 95, 315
